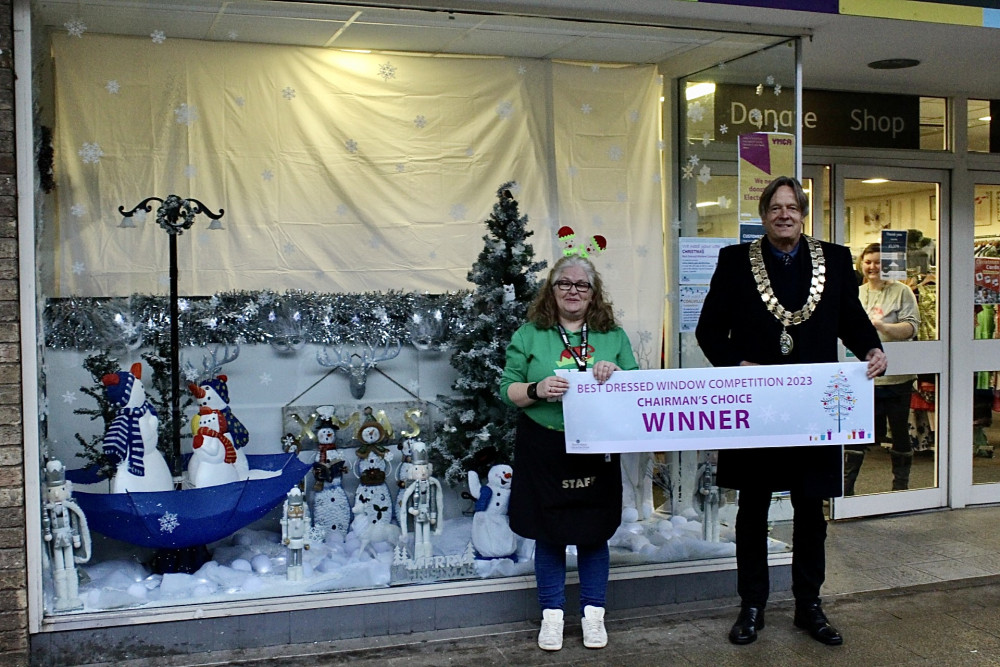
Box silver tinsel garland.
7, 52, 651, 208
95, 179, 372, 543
44, 290, 471, 352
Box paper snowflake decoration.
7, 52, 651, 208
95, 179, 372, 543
681, 165, 694, 180
345, 139, 359, 154
749, 109, 763, 126
719, 124, 729, 134
227, 31, 238, 40
657, 139, 666, 150
591, 64, 600, 73
450, 203, 467, 221
235, 96, 246, 107
105, 80, 120, 94
336, 204, 349, 216
174, 103, 198, 126
567, 165, 579, 177
517, 64, 527, 75
617, 191, 628, 203
151, 30, 166, 44
395, 163, 405, 173
259, 372, 272, 386
701, 132, 711, 147
687, 154, 700, 167
159, 512, 179, 533
72, 261, 85, 275
414, 115, 427, 129
581, 103, 593, 115
766, 75, 775, 86
686, 101, 705, 123
652, 173, 662, 184
629, 109, 640, 122
61, 391, 77, 404
608, 145, 624, 161
261, 169, 274, 181
65, 18, 87, 38
178, 298, 190, 312
774, 84, 782, 96
377, 61, 397, 82
70, 204, 85, 217
182, 365, 199, 382
698, 165, 712, 184
78, 142, 103, 164
282, 87, 295, 100
465, 147, 475, 157
184, 164, 197, 179
496, 100, 514, 120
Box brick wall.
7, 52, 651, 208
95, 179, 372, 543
0, 0, 28, 666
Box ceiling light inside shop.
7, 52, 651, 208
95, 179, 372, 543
862, 178, 889, 184
867, 58, 920, 69
686, 82, 716, 100
696, 201, 718, 207
980, 116, 992, 122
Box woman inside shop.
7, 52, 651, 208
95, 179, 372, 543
500, 254, 637, 652
844, 242, 920, 494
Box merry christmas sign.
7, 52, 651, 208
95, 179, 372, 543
559, 362, 873, 454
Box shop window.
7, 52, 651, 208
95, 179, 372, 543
29, 1, 794, 620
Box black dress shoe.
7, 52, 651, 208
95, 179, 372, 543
794, 602, 843, 646
728, 606, 765, 645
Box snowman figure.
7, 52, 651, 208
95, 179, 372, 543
101, 362, 174, 493
312, 453, 352, 542
187, 406, 240, 488
467, 464, 518, 560
188, 375, 250, 478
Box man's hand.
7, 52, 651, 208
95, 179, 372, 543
864, 348, 887, 379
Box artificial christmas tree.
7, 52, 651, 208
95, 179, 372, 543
431, 182, 546, 486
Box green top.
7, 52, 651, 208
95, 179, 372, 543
500, 322, 638, 431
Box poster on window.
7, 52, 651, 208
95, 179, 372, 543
737, 132, 795, 222
975, 256, 1000, 305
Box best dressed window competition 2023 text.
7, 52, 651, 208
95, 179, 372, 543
558, 362, 874, 454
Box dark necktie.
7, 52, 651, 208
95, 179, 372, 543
782, 253, 793, 266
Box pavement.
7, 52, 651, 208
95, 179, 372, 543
88, 505, 1000, 667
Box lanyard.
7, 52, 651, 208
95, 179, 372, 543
556, 323, 589, 372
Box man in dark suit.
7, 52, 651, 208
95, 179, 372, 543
696, 176, 887, 647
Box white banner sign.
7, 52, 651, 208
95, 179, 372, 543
559, 362, 874, 454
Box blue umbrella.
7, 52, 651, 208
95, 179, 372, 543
66, 453, 311, 549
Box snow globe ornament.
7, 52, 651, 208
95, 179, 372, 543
409, 293, 448, 351
101, 362, 174, 494
467, 464, 517, 560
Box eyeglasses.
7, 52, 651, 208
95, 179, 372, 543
553, 280, 592, 293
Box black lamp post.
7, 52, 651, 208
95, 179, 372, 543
118, 195, 224, 478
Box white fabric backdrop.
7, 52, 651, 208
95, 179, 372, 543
49, 33, 664, 367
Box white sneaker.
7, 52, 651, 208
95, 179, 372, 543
582, 605, 608, 649
538, 608, 564, 651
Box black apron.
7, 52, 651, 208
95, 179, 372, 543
508, 413, 622, 545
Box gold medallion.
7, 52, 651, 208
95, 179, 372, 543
749, 236, 826, 356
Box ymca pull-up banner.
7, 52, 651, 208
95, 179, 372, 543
558, 362, 874, 455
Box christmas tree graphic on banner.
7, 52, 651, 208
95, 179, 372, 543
821, 370, 856, 432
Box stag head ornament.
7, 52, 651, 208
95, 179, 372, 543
316, 339, 402, 399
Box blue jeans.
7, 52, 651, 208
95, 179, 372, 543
534, 538, 610, 614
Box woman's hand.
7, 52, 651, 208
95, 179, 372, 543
536, 374, 570, 399
591, 361, 621, 384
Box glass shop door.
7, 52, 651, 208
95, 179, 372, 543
829, 165, 949, 519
